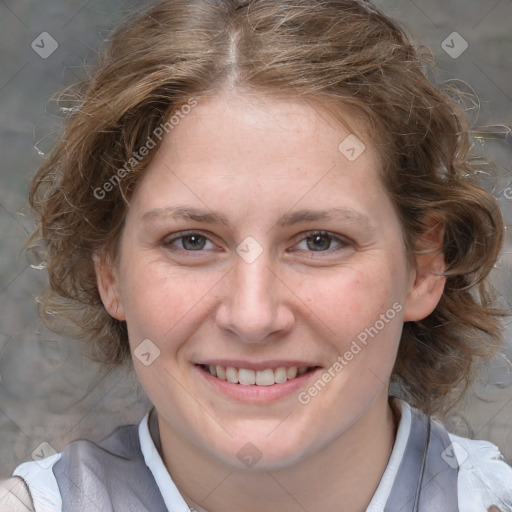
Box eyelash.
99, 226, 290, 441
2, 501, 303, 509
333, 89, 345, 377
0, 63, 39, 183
162, 230, 350, 256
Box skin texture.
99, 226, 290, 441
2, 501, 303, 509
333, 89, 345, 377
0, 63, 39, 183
95, 91, 445, 512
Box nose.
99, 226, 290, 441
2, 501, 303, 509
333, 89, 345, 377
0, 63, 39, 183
215, 250, 295, 343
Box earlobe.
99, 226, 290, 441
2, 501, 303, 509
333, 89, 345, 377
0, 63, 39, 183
403, 219, 446, 322
93, 252, 126, 321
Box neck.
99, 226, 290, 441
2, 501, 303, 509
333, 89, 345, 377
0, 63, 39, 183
156, 391, 397, 512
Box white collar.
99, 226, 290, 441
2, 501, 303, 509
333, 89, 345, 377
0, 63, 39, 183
366, 398, 412, 511
138, 409, 192, 512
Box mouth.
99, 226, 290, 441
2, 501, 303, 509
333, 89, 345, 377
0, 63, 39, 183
197, 364, 319, 386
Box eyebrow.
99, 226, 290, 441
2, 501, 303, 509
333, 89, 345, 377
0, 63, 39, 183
142, 206, 230, 225
141, 206, 372, 229
275, 207, 371, 229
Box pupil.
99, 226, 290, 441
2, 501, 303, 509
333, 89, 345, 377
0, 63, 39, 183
183, 235, 205, 250
308, 234, 330, 251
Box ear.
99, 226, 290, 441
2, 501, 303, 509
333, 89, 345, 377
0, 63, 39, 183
403, 218, 446, 322
93, 251, 126, 321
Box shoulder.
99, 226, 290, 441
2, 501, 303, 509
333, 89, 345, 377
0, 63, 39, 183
394, 399, 512, 511
8, 423, 141, 512
0, 477, 34, 512
56, 424, 141, 463
447, 431, 512, 512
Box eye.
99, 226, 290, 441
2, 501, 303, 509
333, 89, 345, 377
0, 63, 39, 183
294, 231, 348, 253
163, 231, 216, 251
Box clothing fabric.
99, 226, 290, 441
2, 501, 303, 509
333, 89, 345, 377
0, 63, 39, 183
12, 399, 512, 512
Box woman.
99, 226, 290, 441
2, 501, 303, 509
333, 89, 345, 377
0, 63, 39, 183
4, 0, 512, 510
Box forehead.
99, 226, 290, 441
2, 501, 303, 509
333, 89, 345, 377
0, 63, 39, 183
163, 92, 373, 171
128, 92, 395, 230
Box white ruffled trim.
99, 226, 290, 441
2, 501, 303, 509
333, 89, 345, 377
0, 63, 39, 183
449, 432, 512, 512
12, 454, 62, 512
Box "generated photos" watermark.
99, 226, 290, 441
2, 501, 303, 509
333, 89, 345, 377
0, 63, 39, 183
298, 301, 403, 404
93, 97, 198, 200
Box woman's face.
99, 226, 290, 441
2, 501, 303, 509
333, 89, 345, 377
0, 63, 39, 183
97, 92, 440, 468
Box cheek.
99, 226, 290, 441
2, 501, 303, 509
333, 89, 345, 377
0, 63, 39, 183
119, 256, 220, 346
294, 258, 407, 384
300, 263, 404, 335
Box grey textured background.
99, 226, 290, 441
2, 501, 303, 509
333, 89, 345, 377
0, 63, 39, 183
0, 0, 511, 478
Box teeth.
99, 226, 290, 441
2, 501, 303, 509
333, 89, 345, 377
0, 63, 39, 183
287, 367, 298, 379
255, 369, 274, 386
226, 366, 238, 384
274, 367, 288, 384
205, 365, 314, 385
238, 368, 256, 385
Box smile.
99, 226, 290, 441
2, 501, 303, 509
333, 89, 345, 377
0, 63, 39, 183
198, 364, 317, 385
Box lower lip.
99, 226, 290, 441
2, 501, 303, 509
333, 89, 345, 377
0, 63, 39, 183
195, 365, 322, 403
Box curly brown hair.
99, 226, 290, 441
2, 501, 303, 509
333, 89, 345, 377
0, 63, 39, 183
29, 0, 505, 414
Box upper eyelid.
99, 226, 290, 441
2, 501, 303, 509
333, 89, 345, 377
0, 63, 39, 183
295, 230, 349, 243
164, 229, 216, 242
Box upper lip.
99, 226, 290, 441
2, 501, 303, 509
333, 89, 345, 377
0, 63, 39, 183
195, 360, 321, 371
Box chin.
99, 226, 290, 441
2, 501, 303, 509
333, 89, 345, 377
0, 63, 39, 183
209, 424, 318, 471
